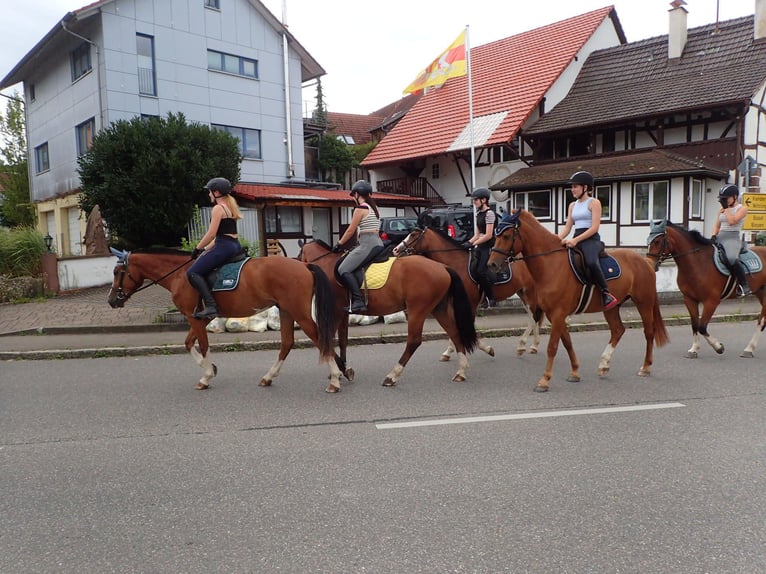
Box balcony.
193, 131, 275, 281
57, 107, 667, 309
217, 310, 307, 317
376, 177, 447, 206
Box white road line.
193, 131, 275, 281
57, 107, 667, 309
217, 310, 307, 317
376, 402, 686, 430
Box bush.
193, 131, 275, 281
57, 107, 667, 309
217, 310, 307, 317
756, 232, 766, 247
0, 227, 46, 276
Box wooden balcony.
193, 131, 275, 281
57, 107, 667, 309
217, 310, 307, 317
376, 177, 447, 206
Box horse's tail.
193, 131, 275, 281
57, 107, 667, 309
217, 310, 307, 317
306, 263, 337, 358
652, 296, 670, 348
446, 267, 478, 353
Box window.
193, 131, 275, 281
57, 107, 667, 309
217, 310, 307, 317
594, 184, 611, 219
207, 50, 258, 78
76, 118, 96, 157
212, 124, 261, 159
205, 0, 220, 7
265, 206, 303, 236
71, 42, 91, 82
136, 34, 156, 96
35, 143, 50, 173
431, 163, 440, 180
29, 84, 36, 102
634, 181, 669, 222
513, 190, 551, 219
690, 178, 703, 219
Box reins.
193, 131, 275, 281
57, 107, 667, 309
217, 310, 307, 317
113, 255, 192, 303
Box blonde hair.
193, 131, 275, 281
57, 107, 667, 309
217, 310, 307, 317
221, 194, 242, 220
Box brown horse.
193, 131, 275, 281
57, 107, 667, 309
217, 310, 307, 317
107, 249, 341, 391
488, 209, 669, 392
395, 225, 544, 357
646, 219, 766, 358
298, 240, 478, 388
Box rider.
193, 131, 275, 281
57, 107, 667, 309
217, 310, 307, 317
333, 180, 383, 313
713, 184, 751, 296
558, 170, 619, 311
462, 187, 497, 309
187, 177, 242, 319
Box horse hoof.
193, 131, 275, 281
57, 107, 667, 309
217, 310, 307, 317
452, 374, 466, 382
325, 384, 341, 393
533, 384, 549, 393
259, 379, 272, 387
685, 351, 698, 359
598, 369, 609, 377
439, 354, 451, 362
516, 349, 525, 356
344, 367, 355, 382
715, 345, 725, 355
530, 348, 539, 355
637, 370, 650, 377
487, 347, 495, 357
382, 378, 397, 387
195, 382, 209, 390
566, 375, 581, 383
740, 351, 754, 358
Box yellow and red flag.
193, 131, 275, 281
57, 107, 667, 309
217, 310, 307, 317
403, 29, 467, 95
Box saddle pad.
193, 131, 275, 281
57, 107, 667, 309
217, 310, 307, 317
364, 257, 396, 290
467, 257, 512, 285
212, 257, 250, 291
712, 248, 763, 276
568, 252, 622, 285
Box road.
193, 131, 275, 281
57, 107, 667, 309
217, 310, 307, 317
1, 322, 765, 573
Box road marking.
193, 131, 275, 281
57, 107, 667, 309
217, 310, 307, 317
376, 402, 686, 429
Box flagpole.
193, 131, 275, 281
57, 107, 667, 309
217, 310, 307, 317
467, 25, 475, 191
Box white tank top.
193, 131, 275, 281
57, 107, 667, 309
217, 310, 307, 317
719, 204, 744, 233
572, 197, 593, 230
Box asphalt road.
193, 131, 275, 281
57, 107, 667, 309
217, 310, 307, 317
1, 322, 764, 573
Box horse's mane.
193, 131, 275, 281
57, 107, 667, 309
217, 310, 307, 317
311, 239, 332, 250
666, 220, 714, 246
424, 225, 464, 247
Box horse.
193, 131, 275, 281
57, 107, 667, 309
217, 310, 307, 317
646, 219, 766, 358
395, 225, 544, 357
297, 239, 478, 389
487, 209, 669, 392
107, 248, 341, 391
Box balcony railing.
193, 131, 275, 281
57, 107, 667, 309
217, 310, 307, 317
376, 177, 447, 206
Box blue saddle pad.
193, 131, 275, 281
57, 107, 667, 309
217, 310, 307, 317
712, 247, 763, 276
212, 258, 250, 291
568, 251, 621, 285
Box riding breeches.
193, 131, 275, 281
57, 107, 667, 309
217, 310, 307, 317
187, 235, 241, 277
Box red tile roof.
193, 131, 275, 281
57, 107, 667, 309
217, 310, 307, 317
362, 7, 619, 167
233, 183, 430, 207
326, 112, 383, 145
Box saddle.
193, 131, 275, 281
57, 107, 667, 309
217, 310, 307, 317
712, 241, 763, 276
467, 249, 512, 285
567, 244, 622, 315
334, 244, 395, 289
204, 247, 250, 291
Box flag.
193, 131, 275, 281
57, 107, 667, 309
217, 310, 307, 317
403, 30, 467, 95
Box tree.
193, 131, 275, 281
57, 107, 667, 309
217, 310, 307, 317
0, 93, 34, 228
316, 134, 355, 183
78, 112, 241, 247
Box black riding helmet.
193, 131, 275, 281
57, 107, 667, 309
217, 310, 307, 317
204, 177, 232, 196
471, 187, 491, 200
351, 180, 373, 197
718, 184, 739, 199
569, 171, 594, 189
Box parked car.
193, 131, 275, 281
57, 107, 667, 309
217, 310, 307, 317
421, 203, 500, 242
379, 217, 419, 244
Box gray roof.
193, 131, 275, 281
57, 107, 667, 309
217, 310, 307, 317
526, 15, 766, 135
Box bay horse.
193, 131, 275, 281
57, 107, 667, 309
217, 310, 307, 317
488, 209, 669, 392
107, 249, 341, 391
297, 240, 478, 388
395, 225, 544, 357
646, 219, 766, 358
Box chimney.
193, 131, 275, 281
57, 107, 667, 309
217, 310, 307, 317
756, 0, 766, 41
668, 0, 688, 60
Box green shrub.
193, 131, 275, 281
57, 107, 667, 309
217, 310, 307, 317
0, 227, 46, 276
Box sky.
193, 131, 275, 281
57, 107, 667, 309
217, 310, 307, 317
0, 0, 758, 116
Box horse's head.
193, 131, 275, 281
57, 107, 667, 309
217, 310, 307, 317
296, 238, 335, 264
107, 249, 143, 308
645, 219, 671, 269
488, 209, 522, 273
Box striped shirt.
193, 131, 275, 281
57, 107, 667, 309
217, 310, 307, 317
357, 203, 381, 233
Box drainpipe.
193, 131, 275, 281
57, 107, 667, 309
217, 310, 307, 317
280, 1, 295, 178
61, 16, 105, 130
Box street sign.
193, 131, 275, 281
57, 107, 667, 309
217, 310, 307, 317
744, 211, 766, 230
742, 193, 766, 211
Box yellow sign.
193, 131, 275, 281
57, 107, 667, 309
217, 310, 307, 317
743, 193, 766, 212
744, 211, 766, 230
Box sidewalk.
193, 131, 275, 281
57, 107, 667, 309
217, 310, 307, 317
0, 284, 762, 360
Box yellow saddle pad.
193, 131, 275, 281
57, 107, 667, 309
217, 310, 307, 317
363, 257, 396, 290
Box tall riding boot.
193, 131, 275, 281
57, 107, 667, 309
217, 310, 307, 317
341, 272, 367, 313
479, 279, 496, 309
188, 273, 219, 319
732, 261, 753, 296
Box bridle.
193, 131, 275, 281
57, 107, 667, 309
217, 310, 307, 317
490, 219, 565, 263
645, 231, 704, 271
396, 227, 466, 257
111, 253, 189, 304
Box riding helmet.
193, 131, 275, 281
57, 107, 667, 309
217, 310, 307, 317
350, 180, 373, 197
471, 187, 491, 200
569, 171, 594, 189
718, 184, 739, 198
204, 177, 232, 196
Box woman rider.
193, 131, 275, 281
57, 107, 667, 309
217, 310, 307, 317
332, 180, 382, 313
713, 184, 752, 296
558, 170, 618, 311
187, 177, 242, 319
462, 187, 497, 308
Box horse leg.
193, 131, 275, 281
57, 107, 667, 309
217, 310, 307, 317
382, 313, 426, 387
186, 323, 217, 390
258, 312, 294, 388
440, 340, 455, 362
442, 337, 493, 361
559, 327, 581, 383
682, 298, 703, 358
432, 308, 471, 382
536, 314, 571, 392
336, 316, 354, 381
697, 299, 725, 355
279, 311, 343, 393
740, 311, 766, 358
516, 305, 538, 355
597, 308, 626, 377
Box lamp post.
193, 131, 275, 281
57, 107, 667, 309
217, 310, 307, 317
44, 233, 53, 253
41, 233, 59, 294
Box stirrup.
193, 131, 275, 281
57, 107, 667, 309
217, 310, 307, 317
193, 306, 219, 319
737, 285, 752, 297
344, 302, 367, 314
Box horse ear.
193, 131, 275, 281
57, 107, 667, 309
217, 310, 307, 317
110, 247, 128, 261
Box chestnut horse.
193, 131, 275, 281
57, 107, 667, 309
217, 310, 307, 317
488, 209, 669, 392
298, 240, 478, 388
395, 225, 544, 357
646, 219, 766, 358
107, 249, 341, 391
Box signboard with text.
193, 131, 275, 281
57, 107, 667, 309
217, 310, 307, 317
742, 193, 766, 230
744, 211, 766, 230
